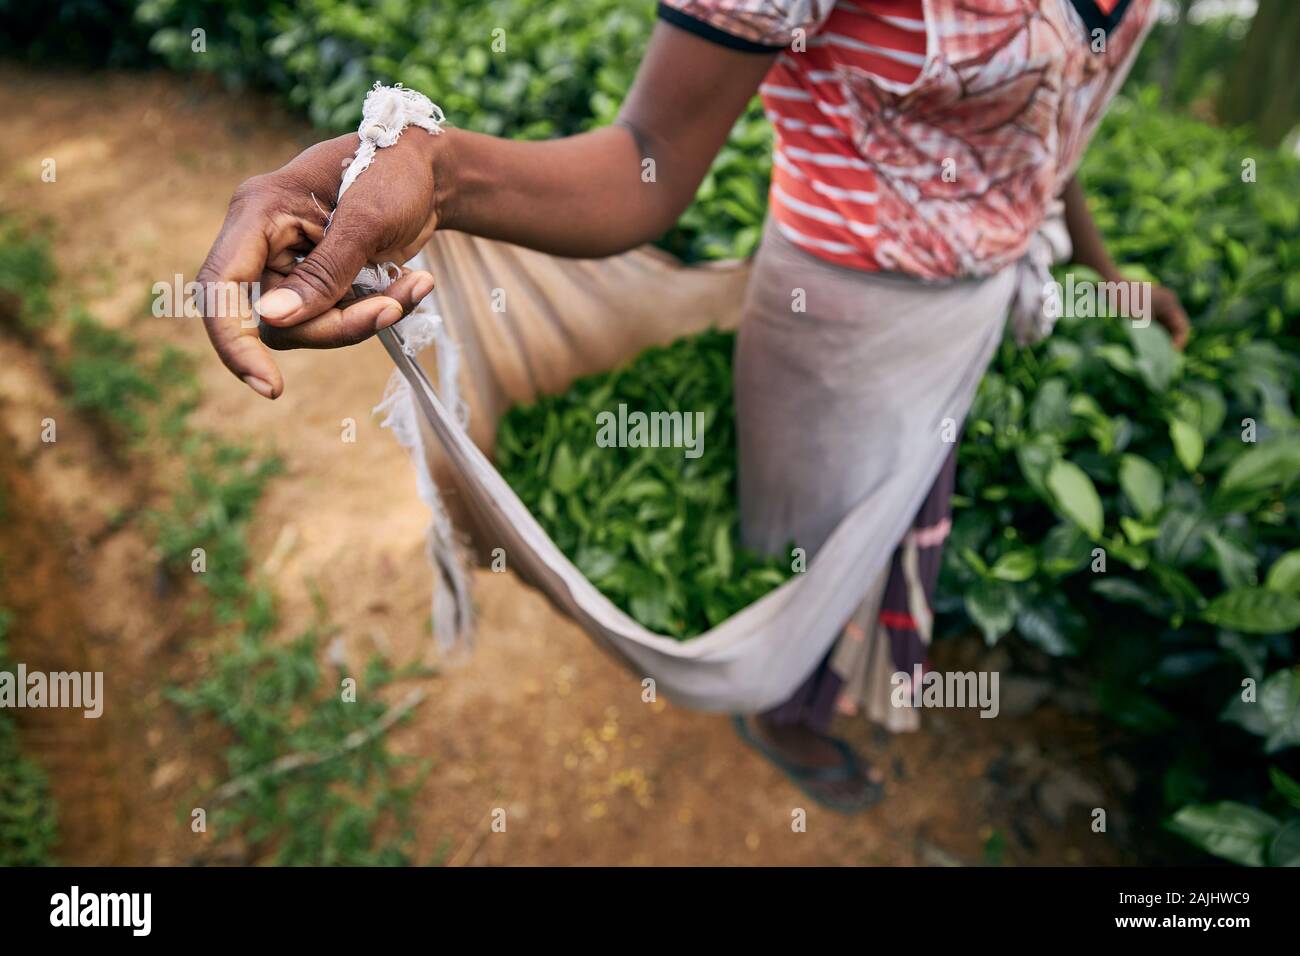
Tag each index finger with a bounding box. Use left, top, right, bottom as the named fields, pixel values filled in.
left=196, top=201, right=285, bottom=399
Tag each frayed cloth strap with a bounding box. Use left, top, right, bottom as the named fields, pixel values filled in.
left=373, top=253, right=475, bottom=653
left=322, top=82, right=470, bottom=650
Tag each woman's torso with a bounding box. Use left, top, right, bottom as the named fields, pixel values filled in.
left=661, top=0, right=1158, bottom=278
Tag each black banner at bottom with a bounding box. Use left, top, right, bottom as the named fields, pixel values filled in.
left=0, top=865, right=1285, bottom=941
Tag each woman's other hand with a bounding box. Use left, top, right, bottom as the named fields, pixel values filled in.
left=1150, top=283, right=1190, bottom=350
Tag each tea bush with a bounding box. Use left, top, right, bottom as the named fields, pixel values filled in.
left=942, top=90, right=1300, bottom=863
left=0, top=608, right=60, bottom=866
left=0, top=229, right=60, bottom=866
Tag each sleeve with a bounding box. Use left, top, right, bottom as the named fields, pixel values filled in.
left=656, top=0, right=836, bottom=52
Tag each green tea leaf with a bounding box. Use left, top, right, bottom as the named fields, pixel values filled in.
left=1119, top=516, right=1159, bottom=546
left=1015, top=434, right=1061, bottom=498
left=965, top=580, right=1018, bottom=645
left=1095, top=680, right=1176, bottom=732
left=629, top=591, right=673, bottom=632
left=548, top=443, right=582, bottom=494
left=1155, top=510, right=1208, bottom=566
left=1175, top=382, right=1226, bottom=439
left=1046, top=459, right=1104, bottom=538
left=1167, top=802, right=1277, bottom=867
left=989, top=550, right=1037, bottom=582
left=1168, top=418, right=1203, bottom=473
left=1029, top=378, right=1072, bottom=434
left=1205, top=531, right=1258, bottom=590
left=1015, top=599, right=1079, bottom=656
left=1270, top=767, right=1300, bottom=811
left=1222, top=669, right=1300, bottom=752
left=712, top=523, right=733, bottom=579
left=1265, top=551, right=1300, bottom=594
left=1221, top=438, right=1300, bottom=492
left=1092, top=576, right=1166, bottom=613
left=1118, top=453, right=1163, bottom=521
left=1254, top=671, right=1300, bottom=753
left=1203, top=588, right=1300, bottom=634
left=1267, top=818, right=1300, bottom=867
left=1095, top=343, right=1136, bottom=376
left=1040, top=522, right=1092, bottom=576
left=1128, top=322, right=1181, bottom=393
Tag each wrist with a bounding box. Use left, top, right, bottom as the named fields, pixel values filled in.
left=420, top=125, right=461, bottom=233
left=1083, top=255, right=1124, bottom=284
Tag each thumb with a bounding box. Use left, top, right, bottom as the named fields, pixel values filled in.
left=256, top=226, right=372, bottom=327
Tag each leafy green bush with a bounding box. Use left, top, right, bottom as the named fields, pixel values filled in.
left=61, top=311, right=162, bottom=439
left=133, top=0, right=654, bottom=136
left=0, top=609, right=60, bottom=866
left=166, top=612, right=427, bottom=866
left=143, top=351, right=428, bottom=866
left=1126, top=11, right=1252, bottom=113
left=154, top=439, right=428, bottom=865
left=939, top=89, right=1300, bottom=863
left=0, top=220, right=55, bottom=334
left=497, top=331, right=791, bottom=638
left=1168, top=766, right=1300, bottom=867
left=0, top=226, right=64, bottom=867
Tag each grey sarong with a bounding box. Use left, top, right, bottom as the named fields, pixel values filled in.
left=735, top=218, right=1016, bottom=727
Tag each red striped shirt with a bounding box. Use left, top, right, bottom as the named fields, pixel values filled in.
left=660, top=1, right=1155, bottom=279
left=763, top=0, right=926, bottom=269
left=661, top=0, right=928, bottom=270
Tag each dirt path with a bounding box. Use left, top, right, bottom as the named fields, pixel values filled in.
left=0, top=65, right=1135, bottom=865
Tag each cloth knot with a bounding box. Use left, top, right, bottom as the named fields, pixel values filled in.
left=1008, top=200, right=1073, bottom=347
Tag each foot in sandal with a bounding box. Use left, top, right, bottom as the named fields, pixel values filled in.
left=733, top=714, right=884, bottom=814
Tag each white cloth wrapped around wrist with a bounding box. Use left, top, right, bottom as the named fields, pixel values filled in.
left=334, top=83, right=445, bottom=295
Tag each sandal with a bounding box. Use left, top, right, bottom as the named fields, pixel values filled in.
left=732, top=714, right=884, bottom=814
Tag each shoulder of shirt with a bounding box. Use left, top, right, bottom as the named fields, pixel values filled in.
left=656, top=1, right=789, bottom=54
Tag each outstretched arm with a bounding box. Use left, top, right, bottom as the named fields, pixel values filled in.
left=1062, top=175, right=1190, bottom=349
left=437, top=23, right=775, bottom=255
left=198, top=22, right=776, bottom=398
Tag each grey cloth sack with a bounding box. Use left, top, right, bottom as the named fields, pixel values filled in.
left=376, top=229, right=1024, bottom=712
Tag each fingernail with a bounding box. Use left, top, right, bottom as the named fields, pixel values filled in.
left=242, top=374, right=275, bottom=398
left=257, top=288, right=302, bottom=320
left=376, top=305, right=404, bottom=331
left=410, top=274, right=435, bottom=301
